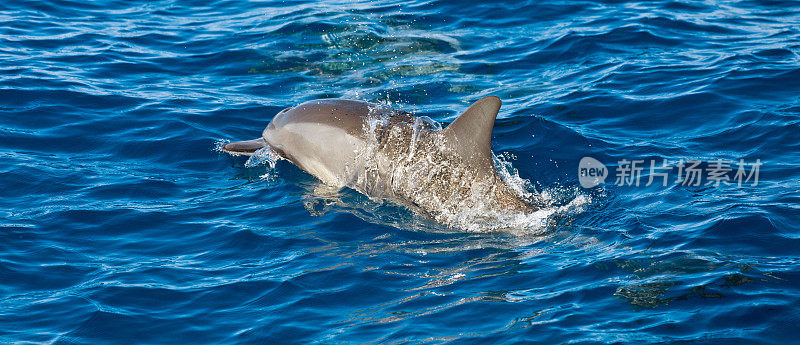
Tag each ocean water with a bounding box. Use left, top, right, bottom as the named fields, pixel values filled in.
left=2, top=0, right=799, bottom=343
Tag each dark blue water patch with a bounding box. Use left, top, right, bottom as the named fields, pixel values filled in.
left=0, top=255, right=94, bottom=292
left=84, top=179, right=181, bottom=200
left=709, top=67, right=800, bottom=102
left=686, top=214, right=799, bottom=256
left=59, top=310, right=199, bottom=345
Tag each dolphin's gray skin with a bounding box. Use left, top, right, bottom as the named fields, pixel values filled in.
left=224, top=96, right=536, bottom=227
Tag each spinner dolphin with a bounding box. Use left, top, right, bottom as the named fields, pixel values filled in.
left=224, top=96, right=537, bottom=228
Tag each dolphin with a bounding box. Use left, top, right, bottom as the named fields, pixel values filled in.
left=223, top=96, right=537, bottom=228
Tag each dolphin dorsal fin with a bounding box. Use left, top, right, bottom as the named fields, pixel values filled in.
left=441, top=96, right=501, bottom=176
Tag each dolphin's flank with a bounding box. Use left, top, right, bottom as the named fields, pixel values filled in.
left=223, top=96, right=537, bottom=228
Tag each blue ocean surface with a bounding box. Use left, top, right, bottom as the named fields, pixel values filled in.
left=2, top=0, right=799, bottom=343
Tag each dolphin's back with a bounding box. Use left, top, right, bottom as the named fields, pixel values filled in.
left=269, top=99, right=374, bottom=137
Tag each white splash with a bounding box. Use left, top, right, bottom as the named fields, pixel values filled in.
left=213, top=138, right=230, bottom=153
left=356, top=113, right=591, bottom=234
left=244, top=146, right=282, bottom=169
